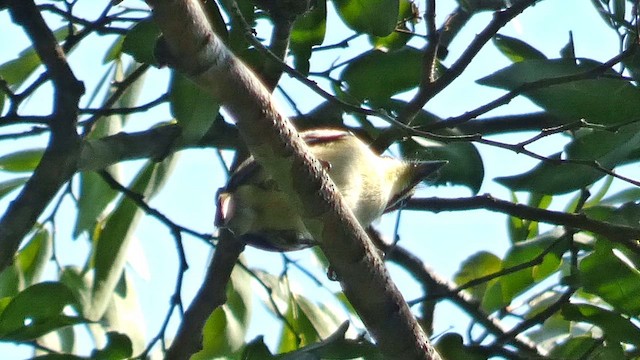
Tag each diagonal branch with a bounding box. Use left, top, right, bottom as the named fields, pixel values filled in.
left=0, top=0, right=84, bottom=272
left=147, top=0, right=441, bottom=359
left=368, top=231, right=539, bottom=355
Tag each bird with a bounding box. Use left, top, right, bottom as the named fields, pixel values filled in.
left=215, top=128, right=446, bottom=251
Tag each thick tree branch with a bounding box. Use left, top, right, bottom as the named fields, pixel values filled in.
left=147, top=0, right=440, bottom=359
left=0, top=0, right=83, bottom=271
left=165, top=230, right=244, bottom=359
left=78, top=118, right=239, bottom=171
left=368, top=231, right=540, bottom=356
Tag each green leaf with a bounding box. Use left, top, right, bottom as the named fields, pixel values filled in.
left=90, top=157, right=175, bottom=321
left=90, top=331, right=133, bottom=360
left=482, top=231, right=566, bottom=313
left=122, top=18, right=160, bottom=65
left=583, top=202, right=640, bottom=229
left=33, top=354, right=86, bottom=360
left=600, top=187, right=640, bottom=205
left=478, top=58, right=640, bottom=127
left=525, top=313, right=570, bottom=346
left=0, top=149, right=44, bottom=172
left=0, top=27, right=71, bottom=87
left=0, top=265, right=22, bottom=299
left=0, top=282, right=88, bottom=341
left=101, top=272, right=147, bottom=354
left=453, top=251, right=502, bottom=300
left=169, top=71, right=220, bottom=145
left=492, top=34, right=547, bottom=63
left=508, top=193, right=551, bottom=242
left=242, top=337, right=275, bottom=359
left=0, top=177, right=28, bottom=200
left=560, top=32, right=576, bottom=60
left=369, top=0, right=416, bottom=51
left=194, top=265, right=252, bottom=359
left=279, top=323, right=382, bottom=360
left=103, top=36, right=125, bottom=64
left=59, top=267, right=92, bottom=317
left=562, top=303, right=640, bottom=346
left=549, top=335, right=625, bottom=359
left=341, top=47, right=423, bottom=106
left=497, top=122, right=640, bottom=194
left=334, top=0, right=399, bottom=37
left=579, top=240, right=640, bottom=315
left=435, top=333, right=486, bottom=360
left=16, top=228, right=52, bottom=286
left=290, top=1, right=326, bottom=75
left=73, top=171, right=118, bottom=237
left=402, top=136, right=484, bottom=193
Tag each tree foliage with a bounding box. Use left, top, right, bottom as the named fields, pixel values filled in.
left=0, top=0, right=639, bottom=359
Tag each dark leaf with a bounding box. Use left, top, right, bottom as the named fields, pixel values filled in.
left=91, top=332, right=133, bottom=360
left=122, top=18, right=160, bottom=65
left=478, top=58, right=640, bottom=126
left=579, top=240, right=640, bottom=316
left=341, top=47, right=423, bottom=106
left=290, top=1, right=327, bottom=75
left=169, top=72, right=220, bottom=145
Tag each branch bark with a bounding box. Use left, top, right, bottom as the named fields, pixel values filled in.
left=0, top=0, right=83, bottom=271
left=165, top=230, right=245, bottom=359
left=147, top=0, right=440, bottom=358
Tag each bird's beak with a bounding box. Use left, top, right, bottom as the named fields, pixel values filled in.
left=410, top=160, right=448, bottom=186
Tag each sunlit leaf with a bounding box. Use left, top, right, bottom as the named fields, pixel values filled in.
left=0, top=282, right=88, bottom=341
left=194, top=265, right=252, bottom=359
left=334, top=0, right=399, bottom=37
left=453, top=251, right=502, bottom=300
left=493, top=34, right=546, bottom=63
left=16, top=228, right=52, bottom=286
left=579, top=240, right=640, bottom=315
left=0, top=27, right=71, bottom=87
left=369, top=0, right=416, bottom=51
left=90, top=156, right=175, bottom=321
left=0, top=149, right=44, bottom=172
left=482, top=230, right=566, bottom=312
left=562, top=303, right=640, bottom=346
left=279, top=323, right=381, bottom=359
left=549, top=335, right=625, bottom=359
left=101, top=272, right=146, bottom=354
left=0, top=177, right=28, bottom=200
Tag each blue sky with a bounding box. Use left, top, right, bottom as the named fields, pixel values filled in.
left=0, top=0, right=633, bottom=358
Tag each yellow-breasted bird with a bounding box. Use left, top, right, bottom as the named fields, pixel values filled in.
left=215, top=128, right=446, bottom=251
